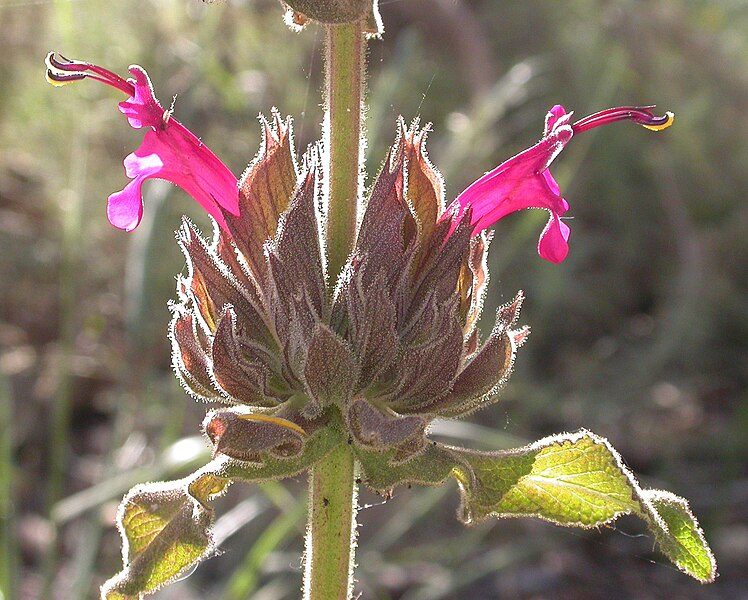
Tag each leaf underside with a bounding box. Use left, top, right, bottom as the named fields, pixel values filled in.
left=101, top=475, right=227, bottom=599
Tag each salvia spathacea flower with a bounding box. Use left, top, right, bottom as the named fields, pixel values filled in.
left=49, top=57, right=716, bottom=598
left=45, top=54, right=526, bottom=462
left=45, top=54, right=678, bottom=462
left=45, top=52, right=240, bottom=231
left=447, top=104, right=674, bottom=263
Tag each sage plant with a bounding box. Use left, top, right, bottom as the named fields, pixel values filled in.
left=47, top=2, right=715, bottom=598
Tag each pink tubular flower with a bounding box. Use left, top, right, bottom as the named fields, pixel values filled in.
left=45, top=53, right=239, bottom=231
left=445, top=105, right=674, bottom=263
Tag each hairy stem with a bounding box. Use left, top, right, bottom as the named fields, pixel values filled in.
left=303, top=17, right=366, bottom=600
left=324, top=21, right=366, bottom=279
left=304, top=443, right=358, bottom=600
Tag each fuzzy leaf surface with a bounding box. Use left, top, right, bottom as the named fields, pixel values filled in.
left=211, top=308, right=275, bottom=406
left=452, top=430, right=716, bottom=582
left=266, top=164, right=326, bottom=328
left=101, top=474, right=227, bottom=599
left=455, top=432, right=640, bottom=525
left=642, top=490, right=717, bottom=583
left=177, top=219, right=273, bottom=346
left=203, top=409, right=307, bottom=461
left=355, top=141, right=409, bottom=291
left=102, top=428, right=345, bottom=598
left=304, top=324, right=358, bottom=410
left=354, top=443, right=455, bottom=491
left=402, top=120, right=443, bottom=255
left=354, top=429, right=715, bottom=583
left=224, top=112, right=297, bottom=283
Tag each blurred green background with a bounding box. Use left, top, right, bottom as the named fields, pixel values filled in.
left=2, top=0, right=747, bottom=598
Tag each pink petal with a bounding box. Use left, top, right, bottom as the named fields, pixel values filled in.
left=123, top=151, right=163, bottom=178
left=107, top=179, right=145, bottom=231
left=46, top=56, right=241, bottom=232
left=537, top=213, right=570, bottom=264
left=445, top=105, right=575, bottom=263
left=544, top=104, right=570, bottom=134
left=444, top=102, right=672, bottom=263
left=117, top=67, right=163, bottom=130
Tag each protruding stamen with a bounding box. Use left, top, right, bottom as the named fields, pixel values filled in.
left=572, top=106, right=675, bottom=134
left=45, top=69, right=86, bottom=86
left=45, top=52, right=134, bottom=96
left=45, top=52, right=86, bottom=86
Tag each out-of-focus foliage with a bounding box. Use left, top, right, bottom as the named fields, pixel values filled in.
left=2, top=0, right=746, bottom=598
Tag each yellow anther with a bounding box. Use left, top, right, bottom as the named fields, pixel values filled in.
left=45, top=53, right=84, bottom=87
left=236, top=413, right=307, bottom=436
left=641, top=111, right=674, bottom=132
left=45, top=71, right=77, bottom=87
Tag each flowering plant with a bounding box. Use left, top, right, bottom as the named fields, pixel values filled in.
left=48, top=3, right=713, bottom=598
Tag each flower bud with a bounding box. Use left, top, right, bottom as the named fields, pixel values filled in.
left=280, top=0, right=382, bottom=34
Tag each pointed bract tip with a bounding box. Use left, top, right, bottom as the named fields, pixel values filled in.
left=511, top=325, right=531, bottom=347
left=498, top=291, right=524, bottom=329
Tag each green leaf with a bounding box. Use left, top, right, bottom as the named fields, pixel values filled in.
left=354, top=443, right=455, bottom=492
left=101, top=427, right=342, bottom=599
left=641, top=490, right=716, bottom=583
left=352, top=428, right=715, bottom=583
left=452, top=430, right=716, bottom=583
left=101, top=474, right=228, bottom=599
left=454, top=431, right=640, bottom=525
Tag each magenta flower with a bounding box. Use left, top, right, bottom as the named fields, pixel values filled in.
left=446, top=104, right=674, bottom=263
left=45, top=53, right=240, bottom=231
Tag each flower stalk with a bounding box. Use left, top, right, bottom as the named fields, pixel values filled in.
left=304, top=441, right=358, bottom=600
left=324, top=21, right=366, bottom=279
left=303, top=19, right=367, bottom=599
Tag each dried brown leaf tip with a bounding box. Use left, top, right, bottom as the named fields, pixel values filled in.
left=171, top=116, right=526, bottom=465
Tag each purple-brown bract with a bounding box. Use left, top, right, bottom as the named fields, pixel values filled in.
left=168, top=115, right=529, bottom=463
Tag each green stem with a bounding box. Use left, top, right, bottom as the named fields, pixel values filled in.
left=304, top=443, right=358, bottom=600
left=324, top=21, right=366, bottom=279
left=0, top=372, right=16, bottom=600
left=305, top=17, right=366, bottom=600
